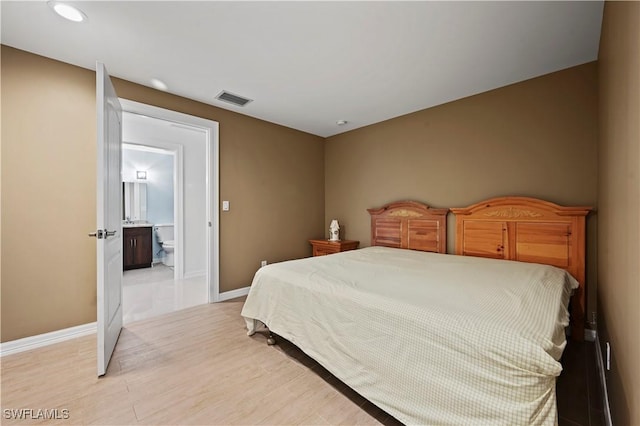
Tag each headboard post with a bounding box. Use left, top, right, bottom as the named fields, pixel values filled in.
left=368, top=201, right=448, bottom=254
left=451, top=197, right=591, bottom=340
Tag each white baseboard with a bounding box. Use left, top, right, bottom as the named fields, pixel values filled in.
left=218, top=286, right=250, bottom=301
left=594, top=333, right=613, bottom=426
left=0, top=322, right=96, bottom=357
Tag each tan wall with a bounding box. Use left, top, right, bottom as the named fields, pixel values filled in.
left=597, top=2, right=640, bottom=424
left=325, top=63, right=598, bottom=319
left=1, top=47, right=98, bottom=343
left=1, top=46, right=325, bottom=342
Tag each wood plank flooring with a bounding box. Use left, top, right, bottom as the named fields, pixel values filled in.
left=1, top=296, right=598, bottom=425
left=557, top=340, right=605, bottom=426
left=1, top=298, right=398, bottom=425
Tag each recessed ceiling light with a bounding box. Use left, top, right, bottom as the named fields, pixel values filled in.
left=150, top=79, right=168, bottom=91
left=336, top=120, right=348, bottom=126
left=48, top=1, right=87, bottom=22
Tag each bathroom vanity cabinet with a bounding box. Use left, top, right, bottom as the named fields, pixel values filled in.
left=123, top=226, right=152, bottom=270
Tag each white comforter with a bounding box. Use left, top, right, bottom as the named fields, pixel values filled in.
left=241, top=246, right=578, bottom=425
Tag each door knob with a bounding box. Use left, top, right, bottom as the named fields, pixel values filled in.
left=88, top=230, right=104, bottom=239
left=88, top=229, right=116, bottom=239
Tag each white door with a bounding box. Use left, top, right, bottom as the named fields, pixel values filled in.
left=94, top=63, right=123, bottom=376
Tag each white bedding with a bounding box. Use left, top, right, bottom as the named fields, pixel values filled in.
left=241, top=246, right=578, bottom=425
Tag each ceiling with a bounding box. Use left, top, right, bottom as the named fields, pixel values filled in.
left=1, top=1, right=604, bottom=137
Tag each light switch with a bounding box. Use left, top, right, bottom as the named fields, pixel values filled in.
left=222, top=200, right=230, bottom=211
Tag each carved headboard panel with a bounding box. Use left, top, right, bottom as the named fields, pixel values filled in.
left=451, top=196, right=591, bottom=340
left=368, top=201, right=448, bottom=254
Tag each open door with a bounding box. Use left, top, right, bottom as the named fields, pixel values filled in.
left=92, top=63, right=123, bottom=376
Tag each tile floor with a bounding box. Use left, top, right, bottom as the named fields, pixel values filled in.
left=122, top=264, right=208, bottom=324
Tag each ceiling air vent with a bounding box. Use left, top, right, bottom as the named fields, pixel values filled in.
left=215, top=91, right=253, bottom=107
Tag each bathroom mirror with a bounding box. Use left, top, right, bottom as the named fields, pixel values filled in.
left=123, top=182, right=147, bottom=222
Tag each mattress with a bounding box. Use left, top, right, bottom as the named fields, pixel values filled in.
left=241, top=246, right=578, bottom=425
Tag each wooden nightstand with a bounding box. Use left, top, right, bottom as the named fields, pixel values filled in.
left=309, top=239, right=359, bottom=257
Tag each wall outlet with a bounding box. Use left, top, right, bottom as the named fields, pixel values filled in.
left=261, top=260, right=267, bottom=267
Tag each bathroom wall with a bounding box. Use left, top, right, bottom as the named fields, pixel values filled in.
left=122, top=146, right=175, bottom=262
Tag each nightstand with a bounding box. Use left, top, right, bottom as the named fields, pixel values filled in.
left=309, top=239, right=359, bottom=257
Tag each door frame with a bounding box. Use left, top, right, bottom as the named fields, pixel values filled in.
left=120, top=99, right=220, bottom=302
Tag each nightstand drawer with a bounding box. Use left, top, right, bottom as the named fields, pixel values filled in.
left=309, top=239, right=359, bottom=257
left=313, top=246, right=338, bottom=256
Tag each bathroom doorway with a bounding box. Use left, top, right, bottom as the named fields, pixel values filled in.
left=122, top=144, right=181, bottom=323
left=119, top=100, right=220, bottom=324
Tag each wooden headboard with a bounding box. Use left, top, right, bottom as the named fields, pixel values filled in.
left=367, top=201, right=448, bottom=254
left=450, top=196, right=591, bottom=340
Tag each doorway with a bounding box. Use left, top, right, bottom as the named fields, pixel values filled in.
left=120, top=100, right=220, bottom=324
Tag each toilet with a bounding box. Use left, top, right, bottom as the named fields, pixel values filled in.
left=154, top=224, right=175, bottom=267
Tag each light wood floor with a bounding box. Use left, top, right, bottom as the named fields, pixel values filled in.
left=0, top=298, right=400, bottom=425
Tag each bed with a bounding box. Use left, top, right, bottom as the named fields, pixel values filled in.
left=241, top=197, right=591, bottom=425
